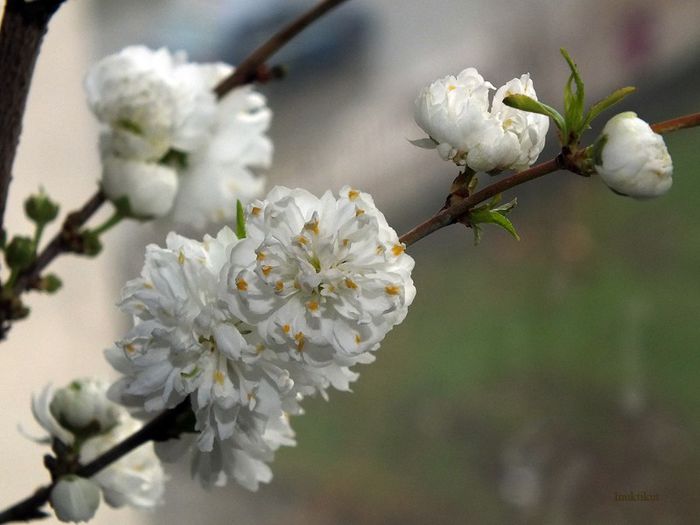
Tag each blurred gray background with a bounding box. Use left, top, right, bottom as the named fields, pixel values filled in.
left=2, top=0, right=700, bottom=523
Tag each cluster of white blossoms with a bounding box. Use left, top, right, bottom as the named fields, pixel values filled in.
left=86, top=46, right=271, bottom=227
left=595, top=112, right=673, bottom=198
left=414, top=68, right=549, bottom=173
left=106, top=186, right=415, bottom=490
left=30, top=379, right=165, bottom=522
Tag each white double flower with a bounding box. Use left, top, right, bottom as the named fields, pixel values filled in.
left=87, top=46, right=271, bottom=226
left=414, top=68, right=549, bottom=172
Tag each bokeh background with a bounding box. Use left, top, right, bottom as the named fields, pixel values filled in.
left=2, top=1, right=700, bottom=523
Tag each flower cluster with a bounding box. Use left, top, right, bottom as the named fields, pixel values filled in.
left=414, top=68, right=549, bottom=172
left=106, top=186, right=415, bottom=490
left=595, top=112, right=673, bottom=198
left=86, top=46, right=271, bottom=227
left=30, top=379, right=165, bottom=522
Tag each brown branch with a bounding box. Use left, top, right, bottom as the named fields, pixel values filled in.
left=0, top=402, right=190, bottom=524
left=399, top=158, right=562, bottom=247
left=214, top=0, right=350, bottom=98
left=0, top=0, right=67, bottom=238
left=399, top=110, right=700, bottom=248
left=651, top=112, right=700, bottom=134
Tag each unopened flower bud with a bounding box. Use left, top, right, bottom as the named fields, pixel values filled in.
left=37, top=273, right=62, bottom=294
left=595, top=112, right=672, bottom=198
left=101, top=156, right=178, bottom=218
left=24, top=191, right=59, bottom=224
left=5, top=236, right=34, bottom=270
left=50, top=476, right=100, bottom=523
left=49, top=378, right=121, bottom=435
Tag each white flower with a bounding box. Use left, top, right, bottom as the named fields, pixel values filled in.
left=105, top=227, right=297, bottom=489
left=414, top=68, right=549, bottom=172
left=101, top=156, right=178, bottom=218
left=595, top=112, right=673, bottom=198
left=51, top=476, right=101, bottom=523
left=168, top=87, right=272, bottom=228
left=86, top=46, right=218, bottom=162
left=48, top=378, right=122, bottom=435
left=226, top=186, right=416, bottom=365
left=86, top=46, right=272, bottom=226
left=491, top=74, right=550, bottom=170
left=79, top=418, right=165, bottom=509
left=30, top=380, right=165, bottom=511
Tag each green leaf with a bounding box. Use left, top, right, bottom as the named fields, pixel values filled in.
left=560, top=48, right=585, bottom=138
left=503, top=94, right=566, bottom=133
left=236, top=200, right=246, bottom=239
left=583, top=86, right=636, bottom=128
left=469, top=208, right=520, bottom=241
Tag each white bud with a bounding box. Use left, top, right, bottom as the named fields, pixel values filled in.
left=595, top=112, right=673, bottom=198
left=50, top=476, right=101, bottom=523
left=49, top=379, right=121, bottom=434
left=101, top=156, right=178, bottom=218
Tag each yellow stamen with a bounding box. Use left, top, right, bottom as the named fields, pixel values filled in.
left=282, top=324, right=291, bottom=334
left=348, top=189, right=360, bottom=201
left=251, top=206, right=262, bottom=216
left=304, top=219, right=320, bottom=235
left=294, top=332, right=305, bottom=351
left=355, top=334, right=361, bottom=345
left=143, top=282, right=153, bottom=289
left=235, top=278, right=248, bottom=291
left=307, top=300, right=319, bottom=312
left=447, top=84, right=457, bottom=91
left=295, top=235, right=309, bottom=245
left=345, top=278, right=358, bottom=289
left=178, top=250, right=185, bottom=265
left=342, top=238, right=350, bottom=247
left=385, top=284, right=401, bottom=296
left=125, top=344, right=136, bottom=354
left=213, top=370, right=225, bottom=385
left=256, top=251, right=266, bottom=261
left=391, top=244, right=405, bottom=256
left=261, top=265, right=272, bottom=277
left=274, top=280, right=284, bottom=292
left=355, top=208, right=365, bottom=217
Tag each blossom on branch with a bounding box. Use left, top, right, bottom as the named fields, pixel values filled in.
left=30, top=379, right=165, bottom=516
left=594, top=112, right=673, bottom=198
left=413, top=68, right=549, bottom=172
left=86, top=46, right=272, bottom=226
left=106, top=186, right=415, bottom=490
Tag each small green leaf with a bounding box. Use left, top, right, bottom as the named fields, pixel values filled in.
left=236, top=200, right=246, bottom=239
left=503, top=94, right=566, bottom=133
left=470, top=208, right=520, bottom=241
left=560, top=48, right=585, bottom=139
left=583, top=86, right=636, bottom=128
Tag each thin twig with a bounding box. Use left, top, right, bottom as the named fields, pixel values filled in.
left=11, top=191, right=106, bottom=295
left=399, top=111, right=700, bottom=248
left=650, top=112, right=700, bottom=135
left=214, top=0, right=350, bottom=98
left=399, top=158, right=562, bottom=247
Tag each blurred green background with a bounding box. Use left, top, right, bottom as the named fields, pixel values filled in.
left=89, top=1, right=700, bottom=523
